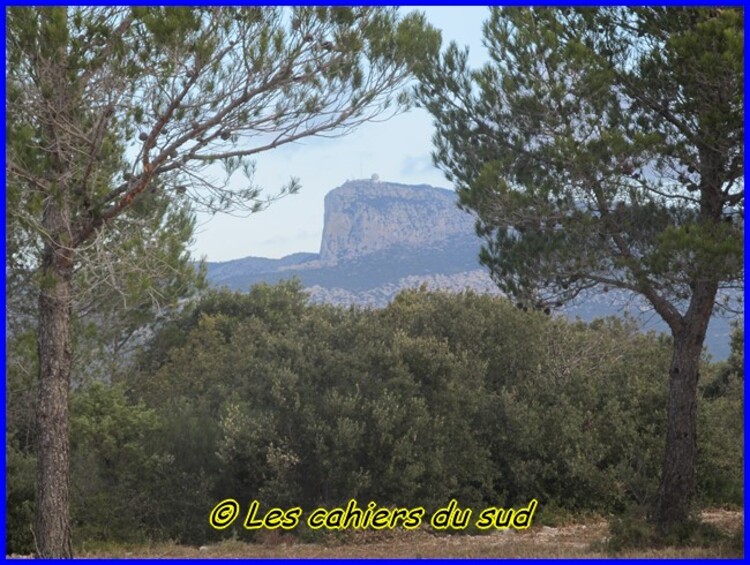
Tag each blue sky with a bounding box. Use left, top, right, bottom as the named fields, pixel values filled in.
left=190, top=6, right=491, bottom=262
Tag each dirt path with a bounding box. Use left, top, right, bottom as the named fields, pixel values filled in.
left=65, top=509, right=743, bottom=559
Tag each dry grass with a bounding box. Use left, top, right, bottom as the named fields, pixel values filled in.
left=67, top=509, right=744, bottom=559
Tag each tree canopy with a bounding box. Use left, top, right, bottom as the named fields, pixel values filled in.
left=418, top=7, right=742, bottom=313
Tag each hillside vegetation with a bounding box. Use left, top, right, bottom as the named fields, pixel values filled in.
left=7, top=282, right=743, bottom=554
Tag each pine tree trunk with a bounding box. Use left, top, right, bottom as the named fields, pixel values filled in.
left=654, top=284, right=716, bottom=534
left=35, top=227, right=75, bottom=557
left=654, top=333, right=701, bottom=533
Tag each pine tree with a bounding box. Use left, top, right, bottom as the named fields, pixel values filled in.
left=417, top=7, right=743, bottom=534
left=6, top=7, right=440, bottom=556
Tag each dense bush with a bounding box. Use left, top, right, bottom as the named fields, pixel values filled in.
left=696, top=324, right=744, bottom=507
left=6, top=437, right=36, bottom=554
left=6, top=282, right=743, bottom=550
left=69, top=383, right=168, bottom=542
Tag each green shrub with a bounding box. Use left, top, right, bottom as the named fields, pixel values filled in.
left=6, top=439, right=36, bottom=555
left=8, top=284, right=737, bottom=548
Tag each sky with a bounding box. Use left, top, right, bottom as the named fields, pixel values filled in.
left=190, top=6, right=491, bottom=262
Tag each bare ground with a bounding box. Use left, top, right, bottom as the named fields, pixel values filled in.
left=61, top=509, right=744, bottom=559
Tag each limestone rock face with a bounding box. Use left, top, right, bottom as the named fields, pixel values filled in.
left=319, top=179, right=475, bottom=263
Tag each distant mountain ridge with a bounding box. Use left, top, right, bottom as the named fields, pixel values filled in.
left=204, top=179, right=737, bottom=359
left=206, top=179, right=494, bottom=294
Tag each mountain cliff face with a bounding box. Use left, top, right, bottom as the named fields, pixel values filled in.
left=319, top=180, right=475, bottom=263
left=205, top=178, right=489, bottom=294
left=204, top=179, right=736, bottom=359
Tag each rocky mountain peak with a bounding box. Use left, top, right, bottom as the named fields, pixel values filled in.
left=204, top=178, right=735, bottom=359
left=319, top=179, right=475, bottom=263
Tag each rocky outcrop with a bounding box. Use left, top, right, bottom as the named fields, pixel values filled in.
left=319, top=179, right=474, bottom=263
left=204, top=178, right=735, bottom=359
